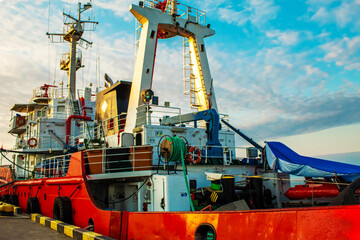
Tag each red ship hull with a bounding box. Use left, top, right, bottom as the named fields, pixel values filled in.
left=2, top=152, right=360, bottom=239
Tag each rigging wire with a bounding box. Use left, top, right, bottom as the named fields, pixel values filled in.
left=227, top=116, right=266, bottom=145
left=0, top=151, right=34, bottom=174
left=48, top=0, right=52, bottom=84
left=54, top=43, right=58, bottom=86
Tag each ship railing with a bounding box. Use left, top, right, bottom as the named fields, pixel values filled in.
left=14, top=135, right=65, bottom=150
left=136, top=104, right=181, bottom=127
left=82, top=145, right=259, bottom=175
left=93, top=113, right=128, bottom=139
left=33, top=144, right=260, bottom=179
left=182, top=144, right=261, bottom=166
left=32, top=86, right=56, bottom=101
left=136, top=104, right=230, bottom=130
left=142, top=0, right=206, bottom=26
left=84, top=146, right=154, bottom=174
left=32, top=87, right=97, bottom=101
left=67, top=121, right=96, bottom=148
left=37, top=153, right=72, bottom=178
left=77, top=89, right=97, bottom=102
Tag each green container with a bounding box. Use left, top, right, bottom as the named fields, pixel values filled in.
left=211, top=182, right=221, bottom=190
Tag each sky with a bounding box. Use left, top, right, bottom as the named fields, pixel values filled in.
left=0, top=0, right=359, bottom=160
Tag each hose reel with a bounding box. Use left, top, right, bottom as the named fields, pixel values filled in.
left=158, top=136, right=188, bottom=163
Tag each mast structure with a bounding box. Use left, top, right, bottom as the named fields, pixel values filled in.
left=126, top=0, right=216, bottom=132
left=46, top=2, right=98, bottom=101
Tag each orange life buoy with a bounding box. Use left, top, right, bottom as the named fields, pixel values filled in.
left=28, top=138, right=38, bottom=148
left=187, top=146, right=202, bottom=164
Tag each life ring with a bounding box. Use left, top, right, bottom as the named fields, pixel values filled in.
left=187, top=146, right=202, bottom=164
left=28, top=138, right=38, bottom=147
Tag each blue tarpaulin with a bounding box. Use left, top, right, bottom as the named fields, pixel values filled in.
left=266, top=141, right=360, bottom=178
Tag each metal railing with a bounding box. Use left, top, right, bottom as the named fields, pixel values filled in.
left=94, top=113, right=128, bottom=140
left=136, top=104, right=181, bottom=127
left=32, top=87, right=97, bottom=102
left=29, top=143, right=262, bottom=180
left=142, top=0, right=206, bottom=25
left=84, top=146, right=154, bottom=174
left=37, top=154, right=72, bottom=178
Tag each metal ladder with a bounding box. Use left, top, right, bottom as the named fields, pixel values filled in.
left=72, top=100, right=81, bottom=115
left=183, top=37, right=209, bottom=109
left=183, top=37, right=198, bottom=108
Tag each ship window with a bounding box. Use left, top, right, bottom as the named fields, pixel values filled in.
left=57, top=105, right=65, bottom=112
left=36, top=111, right=42, bottom=117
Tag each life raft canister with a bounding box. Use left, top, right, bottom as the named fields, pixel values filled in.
left=187, top=146, right=202, bottom=164
left=28, top=138, right=38, bottom=148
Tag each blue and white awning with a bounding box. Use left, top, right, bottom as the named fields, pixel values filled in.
left=266, top=141, right=360, bottom=178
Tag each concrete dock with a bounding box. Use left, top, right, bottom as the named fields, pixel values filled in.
left=0, top=215, right=70, bottom=240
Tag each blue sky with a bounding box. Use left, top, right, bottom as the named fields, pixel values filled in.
left=0, top=0, right=359, bottom=158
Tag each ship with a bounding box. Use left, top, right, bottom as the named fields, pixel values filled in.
left=1, top=1, right=360, bottom=239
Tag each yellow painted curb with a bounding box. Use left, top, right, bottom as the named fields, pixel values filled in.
left=64, top=225, right=80, bottom=238
left=40, top=216, right=51, bottom=225
left=31, top=213, right=40, bottom=221
left=50, top=220, right=62, bottom=231
left=83, top=231, right=103, bottom=240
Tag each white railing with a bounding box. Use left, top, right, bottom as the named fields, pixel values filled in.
left=30, top=143, right=260, bottom=180
left=32, top=87, right=97, bottom=102
left=142, top=0, right=206, bottom=25
left=136, top=104, right=182, bottom=127
left=37, top=154, right=72, bottom=178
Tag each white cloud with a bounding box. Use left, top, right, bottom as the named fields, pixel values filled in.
left=310, top=7, right=331, bottom=25
left=218, top=0, right=279, bottom=27
left=305, top=65, right=329, bottom=77
left=266, top=30, right=299, bottom=45
left=321, top=36, right=360, bottom=71
left=218, top=8, right=248, bottom=26
left=334, top=2, right=358, bottom=28
left=307, top=0, right=360, bottom=30
left=205, top=43, right=360, bottom=139
left=96, top=0, right=134, bottom=21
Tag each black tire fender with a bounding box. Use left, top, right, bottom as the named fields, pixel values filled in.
left=27, top=197, right=40, bottom=214
left=9, top=194, right=19, bottom=206
left=53, top=196, right=72, bottom=224
left=3, top=194, right=10, bottom=203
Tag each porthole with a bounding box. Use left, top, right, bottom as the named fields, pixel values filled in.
left=195, top=223, right=217, bottom=240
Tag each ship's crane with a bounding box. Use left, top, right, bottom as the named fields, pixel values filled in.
left=125, top=0, right=217, bottom=132
left=162, top=109, right=221, bottom=147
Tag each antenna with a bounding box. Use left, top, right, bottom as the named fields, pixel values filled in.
left=46, top=2, right=98, bottom=101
